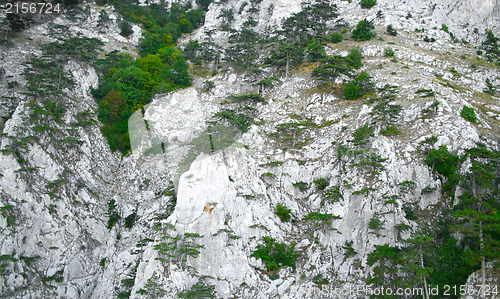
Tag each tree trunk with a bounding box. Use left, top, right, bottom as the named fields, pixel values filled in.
left=480, top=220, right=486, bottom=297
left=419, top=245, right=429, bottom=299
left=471, top=171, right=486, bottom=297
left=285, top=56, right=290, bottom=78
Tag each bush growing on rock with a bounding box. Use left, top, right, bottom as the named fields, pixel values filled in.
left=251, top=237, right=300, bottom=272
left=360, top=0, right=377, bottom=9
left=344, top=71, right=374, bottom=100
left=386, top=24, right=397, bottom=36
left=330, top=32, right=343, bottom=43
left=275, top=203, right=292, bottom=222
left=352, top=19, right=375, bottom=41
left=461, top=105, right=477, bottom=123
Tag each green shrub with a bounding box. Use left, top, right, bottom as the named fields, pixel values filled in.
left=360, top=0, right=377, bottom=9
left=368, top=212, right=384, bottom=230
left=350, top=124, right=374, bottom=147
left=352, top=19, right=375, bottom=41
left=331, top=32, right=343, bottom=43
left=229, top=93, right=265, bottom=103
left=178, top=282, right=215, bottom=299
left=124, top=212, right=136, bottom=229
left=402, top=203, right=417, bottom=220
left=262, top=172, right=276, bottom=178
left=324, top=186, right=342, bottom=202
left=313, top=273, right=330, bottom=285
left=303, top=212, right=341, bottom=221
left=251, top=237, right=299, bottom=272
left=275, top=203, right=291, bottom=222
left=293, top=181, right=309, bottom=192
left=461, top=105, right=477, bottom=123
left=306, top=39, right=326, bottom=62
left=120, top=21, right=133, bottom=37
left=386, top=25, right=397, bottom=36
left=106, top=199, right=120, bottom=230
left=380, top=125, right=400, bottom=136
left=202, top=80, right=215, bottom=91
left=215, top=109, right=253, bottom=133
left=343, top=241, right=357, bottom=257
left=425, top=145, right=461, bottom=190
left=100, top=258, right=106, bottom=269
left=344, top=71, right=374, bottom=100
left=384, top=47, right=395, bottom=57
left=313, top=178, right=329, bottom=190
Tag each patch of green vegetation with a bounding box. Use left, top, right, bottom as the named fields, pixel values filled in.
left=178, top=282, right=215, bottom=298
left=324, top=186, right=343, bottom=202
left=1, top=205, right=16, bottom=226
left=352, top=187, right=376, bottom=195
left=42, top=269, right=64, bottom=283
left=461, top=105, right=477, bottom=123
left=380, top=125, right=400, bottom=136
left=251, top=236, right=300, bottom=272
left=398, top=180, right=416, bottom=191
left=416, top=88, right=435, bottom=98
left=100, top=258, right=106, bottom=269
left=352, top=19, right=375, bottom=41
left=360, top=0, right=377, bottom=9
left=349, top=124, right=374, bottom=147
left=386, top=25, right=397, bottom=36
left=275, top=203, right=291, bottom=222
left=425, top=145, right=461, bottom=190
left=313, top=273, right=330, bottom=285
left=124, top=212, right=137, bottom=229
left=384, top=47, right=395, bottom=57
left=343, top=241, right=357, bottom=257
left=422, top=186, right=437, bottom=193
left=344, top=71, right=374, bottom=100
left=312, top=48, right=363, bottom=82
left=261, top=161, right=284, bottom=167
left=368, top=212, right=384, bottom=230
left=330, top=32, right=343, bottom=43
left=228, top=93, right=265, bottom=104
left=402, top=203, right=417, bottom=220
left=214, top=108, right=254, bottom=133
left=261, top=172, right=276, bottom=179
left=91, top=2, right=206, bottom=154
left=269, top=118, right=317, bottom=148
left=293, top=181, right=309, bottom=192
left=303, top=212, right=341, bottom=222
left=106, top=200, right=120, bottom=230
left=154, top=226, right=205, bottom=264
left=313, top=178, right=329, bottom=190
left=421, top=100, right=439, bottom=119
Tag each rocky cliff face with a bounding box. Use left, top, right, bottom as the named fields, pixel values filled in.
left=0, top=1, right=499, bottom=298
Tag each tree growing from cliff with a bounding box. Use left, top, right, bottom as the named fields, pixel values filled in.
left=352, top=19, right=375, bottom=41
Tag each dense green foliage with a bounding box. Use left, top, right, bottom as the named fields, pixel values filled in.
left=344, top=71, right=374, bottom=100
left=312, top=48, right=363, bottom=82
left=330, top=32, right=343, bottom=43
left=251, top=237, right=300, bottom=272
left=360, top=0, right=377, bottom=9
left=275, top=203, right=292, bottom=222
left=482, top=29, right=500, bottom=63
left=425, top=145, right=461, bottom=189
left=91, top=2, right=204, bottom=153
left=313, top=178, right=329, bottom=190
left=352, top=19, right=375, bottom=41
left=369, top=144, right=499, bottom=297
left=306, top=39, right=327, bottom=62
left=350, top=124, right=374, bottom=147
left=461, top=105, right=477, bottom=123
